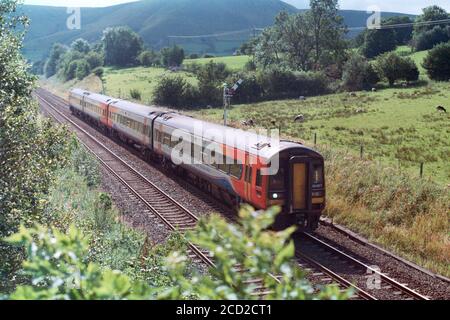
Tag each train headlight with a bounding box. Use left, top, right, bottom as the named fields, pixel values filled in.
left=313, top=165, right=324, bottom=185
left=270, top=192, right=285, bottom=200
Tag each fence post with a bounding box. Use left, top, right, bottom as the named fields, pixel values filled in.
left=420, top=162, right=424, bottom=178
left=360, top=145, right=364, bottom=159
left=314, top=133, right=317, bottom=147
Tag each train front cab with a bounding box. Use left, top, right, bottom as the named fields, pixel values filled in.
left=268, top=148, right=325, bottom=231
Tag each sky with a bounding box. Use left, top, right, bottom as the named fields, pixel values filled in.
left=23, top=0, right=450, bottom=15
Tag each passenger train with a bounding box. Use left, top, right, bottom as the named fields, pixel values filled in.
left=69, top=89, right=325, bottom=230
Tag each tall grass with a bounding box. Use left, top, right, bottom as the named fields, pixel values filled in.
left=320, top=146, right=450, bottom=276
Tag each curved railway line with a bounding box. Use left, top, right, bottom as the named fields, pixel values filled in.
left=34, top=88, right=433, bottom=301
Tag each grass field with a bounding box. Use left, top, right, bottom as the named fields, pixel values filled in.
left=190, top=82, right=450, bottom=184
left=183, top=55, right=251, bottom=70
left=97, top=56, right=250, bottom=103
left=103, top=67, right=198, bottom=104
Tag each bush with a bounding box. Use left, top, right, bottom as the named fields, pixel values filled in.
left=375, top=52, right=419, bottom=86
left=130, top=88, right=142, bottom=100
left=102, top=26, right=143, bottom=67
left=189, top=53, right=199, bottom=59
left=226, top=72, right=263, bottom=103
left=423, top=42, right=450, bottom=81
left=75, top=59, right=91, bottom=80
left=195, top=61, right=231, bottom=106
left=361, top=29, right=397, bottom=59
left=257, top=68, right=329, bottom=100
left=400, top=58, right=420, bottom=83
left=153, top=76, right=198, bottom=108
left=244, top=59, right=257, bottom=72
left=85, top=51, right=104, bottom=70
left=342, top=54, right=380, bottom=91
left=184, top=62, right=202, bottom=74
left=92, top=67, right=104, bottom=78
left=5, top=207, right=350, bottom=300
left=70, top=145, right=100, bottom=187
left=63, top=60, right=79, bottom=81
left=138, top=50, right=159, bottom=67
left=413, top=26, right=450, bottom=51
left=161, top=45, right=185, bottom=67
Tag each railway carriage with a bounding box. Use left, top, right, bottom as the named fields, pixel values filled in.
left=108, top=100, right=162, bottom=153
left=69, top=89, right=113, bottom=130
left=69, top=89, right=325, bottom=230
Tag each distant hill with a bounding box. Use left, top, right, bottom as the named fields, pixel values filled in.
left=20, top=0, right=413, bottom=61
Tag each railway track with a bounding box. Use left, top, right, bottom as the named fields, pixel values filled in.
left=35, top=90, right=214, bottom=268
left=295, top=232, right=430, bottom=300
left=35, top=89, right=281, bottom=297
left=34, top=88, right=432, bottom=300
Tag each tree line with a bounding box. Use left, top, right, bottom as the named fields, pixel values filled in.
left=35, top=26, right=187, bottom=81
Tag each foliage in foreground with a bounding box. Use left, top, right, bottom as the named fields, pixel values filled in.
left=5, top=207, right=350, bottom=300
left=0, top=0, right=72, bottom=291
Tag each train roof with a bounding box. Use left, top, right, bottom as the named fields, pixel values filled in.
left=158, top=113, right=315, bottom=160
left=110, top=100, right=163, bottom=118
left=70, top=89, right=319, bottom=160
left=70, top=89, right=117, bottom=105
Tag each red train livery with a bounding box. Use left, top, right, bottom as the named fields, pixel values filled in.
left=69, top=89, right=325, bottom=230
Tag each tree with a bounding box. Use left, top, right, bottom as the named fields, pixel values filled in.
left=196, top=61, right=230, bottom=105
left=342, top=53, right=379, bottom=91
left=138, top=50, right=160, bottom=67
left=255, top=11, right=314, bottom=70
left=414, top=5, right=449, bottom=34
left=75, top=59, right=91, bottom=80
left=423, top=42, right=450, bottom=81
left=383, top=16, right=414, bottom=45
left=361, top=29, right=397, bottom=58
left=30, top=60, right=45, bottom=75
left=375, top=52, right=419, bottom=86
left=1, top=0, right=71, bottom=292
left=413, top=26, right=450, bottom=51
left=6, top=207, right=351, bottom=300
left=309, top=0, right=347, bottom=67
left=71, top=38, right=90, bottom=54
left=400, top=57, right=419, bottom=83
left=153, top=75, right=195, bottom=107
left=253, top=1, right=346, bottom=72
left=161, top=45, right=185, bottom=68
left=412, top=6, right=450, bottom=51
left=85, top=51, right=104, bottom=70
left=102, top=27, right=143, bottom=67
left=44, top=43, right=67, bottom=78
left=238, top=38, right=258, bottom=56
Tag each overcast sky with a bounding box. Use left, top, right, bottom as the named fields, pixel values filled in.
left=23, top=0, right=450, bottom=14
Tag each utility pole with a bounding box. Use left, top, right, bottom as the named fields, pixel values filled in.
left=223, top=83, right=230, bottom=126
left=223, top=79, right=244, bottom=127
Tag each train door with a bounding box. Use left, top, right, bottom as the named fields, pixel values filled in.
left=244, top=153, right=253, bottom=203
left=289, top=157, right=309, bottom=212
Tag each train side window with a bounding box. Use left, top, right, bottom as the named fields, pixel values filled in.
left=163, top=133, right=171, bottom=147
left=230, top=164, right=243, bottom=179
left=218, top=154, right=228, bottom=173
left=256, top=169, right=262, bottom=187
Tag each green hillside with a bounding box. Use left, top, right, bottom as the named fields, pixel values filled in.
left=21, top=0, right=297, bottom=61
left=21, top=0, right=413, bottom=61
